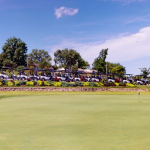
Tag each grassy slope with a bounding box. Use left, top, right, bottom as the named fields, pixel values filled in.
left=0, top=94, right=150, bottom=150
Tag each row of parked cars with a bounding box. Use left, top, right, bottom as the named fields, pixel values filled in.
left=0, top=71, right=102, bottom=82
left=0, top=70, right=149, bottom=84
left=108, top=78, right=149, bottom=85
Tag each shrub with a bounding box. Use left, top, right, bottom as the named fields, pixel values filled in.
left=75, top=82, right=83, bottom=87
left=108, top=82, right=116, bottom=86
left=83, top=82, right=89, bottom=86
left=14, top=81, right=20, bottom=86
left=62, top=82, right=70, bottom=87
left=103, top=83, right=110, bottom=86
left=115, top=83, right=119, bottom=86
left=0, top=82, right=2, bottom=86
left=19, top=81, right=26, bottom=85
left=70, top=82, right=76, bottom=87
left=54, top=82, right=62, bottom=87
left=133, top=82, right=137, bottom=85
left=26, top=81, right=34, bottom=86
left=89, top=82, right=99, bottom=87
left=33, top=81, right=37, bottom=85
left=119, top=83, right=126, bottom=86
left=0, top=79, right=8, bottom=85
left=37, top=80, right=43, bottom=86
left=98, top=82, right=103, bottom=86
left=101, top=77, right=106, bottom=83
left=47, top=80, right=55, bottom=86
left=126, top=83, right=135, bottom=87
left=7, top=81, right=14, bottom=87
left=44, top=81, right=51, bottom=86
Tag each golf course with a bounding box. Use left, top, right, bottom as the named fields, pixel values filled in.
left=0, top=91, right=150, bottom=150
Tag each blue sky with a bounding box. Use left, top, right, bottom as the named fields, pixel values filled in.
left=0, top=0, right=150, bottom=75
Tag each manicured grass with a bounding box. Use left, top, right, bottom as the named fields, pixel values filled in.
left=0, top=92, right=150, bottom=150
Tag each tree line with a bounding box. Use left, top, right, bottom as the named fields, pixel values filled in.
left=0, top=37, right=149, bottom=78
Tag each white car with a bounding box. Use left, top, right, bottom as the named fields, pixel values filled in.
left=0, top=71, right=8, bottom=79
left=57, top=76, right=66, bottom=81
left=136, top=80, right=143, bottom=85
left=123, top=79, right=130, bottom=83
left=108, top=79, right=115, bottom=82
left=91, top=78, right=99, bottom=82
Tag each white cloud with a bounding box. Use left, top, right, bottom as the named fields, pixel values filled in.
left=49, top=27, right=150, bottom=66
left=124, top=15, right=150, bottom=24
left=54, top=7, right=78, bottom=19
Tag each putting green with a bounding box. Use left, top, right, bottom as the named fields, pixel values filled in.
left=0, top=93, right=150, bottom=150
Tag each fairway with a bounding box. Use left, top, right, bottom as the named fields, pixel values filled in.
left=0, top=93, right=150, bottom=150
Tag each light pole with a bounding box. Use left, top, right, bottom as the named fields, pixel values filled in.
left=76, top=60, right=78, bottom=71
left=106, top=63, right=108, bottom=74
left=106, top=63, right=108, bottom=82
left=70, top=58, right=71, bottom=72
left=27, top=57, right=29, bottom=67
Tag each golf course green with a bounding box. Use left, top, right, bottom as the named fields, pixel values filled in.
left=0, top=92, right=150, bottom=150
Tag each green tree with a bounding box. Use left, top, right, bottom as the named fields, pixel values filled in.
left=92, top=48, right=108, bottom=73
left=111, top=65, right=126, bottom=78
left=54, top=48, right=89, bottom=70
left=107, top=62, right=124, bottom=73
left=28, top=49, right=52, bottom=69
left=1, top=37, right=28, bottom=67
left=139, top=68, right=150, bottom=79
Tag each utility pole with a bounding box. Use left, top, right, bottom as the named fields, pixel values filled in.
left=27, top=57, right=29, bottom=68
left=106, top=63, right=108, bottom=74
left=106, top=63, right=108, bottom=82
left=76, top=60, right=78, bottom=71
left=70, top=58, right=71, bottom=72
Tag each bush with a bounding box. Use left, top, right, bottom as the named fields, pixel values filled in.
left=37, top=80, right=43, bottom=86
left=47, top=80, right=55, bottom=86
left=0, top=82, right=2, bottom=86
left=97, top=82, right=103, bottom=86
left=62, top=82, right=70, bottom=87
left=83, top=82, right=89, bottom=86
left=89, top=82, right=99, bottom=87
left=133, top=82, right=137, bottom=85
left=33, top=81, right=37, bottom=85
left=19, top=81, right=26, bottom=85
left=75, top=82, right=83, bottom=87
left=54, top=82, right=62, bottom=87
left=7, top=81, right=14, bottom=87
left=0, top=79, right=8, bottom=85
left=108, top=82, right=116, bottom=86
left=115, top=83, right=119, bottom=86
left=103, top=83, right=110, bottom=86
left=14, top=81, right=20, bottom=86
left=119, top=83, right=126, bottom=86
left=101, top=77, right=106, bottom=83
left=26, top=81, right=34, bottom=86
left=126, top=83, right=135, bottom=87
left=44, top=81, right=51, bottom=86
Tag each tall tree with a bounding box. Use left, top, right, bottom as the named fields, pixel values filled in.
left=28, top=49, right=52, bottom=69
left=139, top=68, right=150, bottom=79
left=107, top=62, right=124, bottom=73
left=111, top=65, right=126, bottom=78
left=92, top=48, right=108, bottom=73
left=54, top=48, right=89, bottom=70
left=1, top=37, right=28, bottom=67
